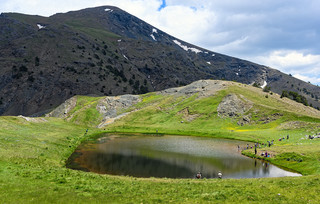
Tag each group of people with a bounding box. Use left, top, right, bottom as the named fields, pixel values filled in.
left=237, top=134, right=291, bottom=158
left=196, top=171, right=222, bottom=179
left=279, top=135, right=289, bottom=141
left=261, top=151, right=269, bottom=157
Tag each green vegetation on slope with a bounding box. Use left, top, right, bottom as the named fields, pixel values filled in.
left=1, top=80, right=320, bottom=203
left=67, top=95, right=104, bottom=127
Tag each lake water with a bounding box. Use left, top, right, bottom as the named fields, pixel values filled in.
left=67, top=134, right=301, bottom=179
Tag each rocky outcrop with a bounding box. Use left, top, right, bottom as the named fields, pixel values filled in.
left=45, top=97, right=77, bottom=118
left=217, top=94, right=253, bottom=126
left=97, top=94, right=141, bottom=128
left=160, top=80, right=227, bottom=97
left=217, top=94, right=252, bottom=118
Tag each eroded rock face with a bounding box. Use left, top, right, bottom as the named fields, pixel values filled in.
left=237, top=115, right=252, bottom=126
left=97, top=94, right=141, bottom=128
left=45, top=97, right=77, bottom=118
left=217, top=94, right=252, bottom=118
left=97, top=94, right=141, bottom=117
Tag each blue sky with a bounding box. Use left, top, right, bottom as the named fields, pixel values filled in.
left=1, top=0, right=320, bottom=85
left=158, top=0, right=167, bottom=11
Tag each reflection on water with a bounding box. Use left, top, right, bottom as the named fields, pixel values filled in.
left=67, top=134, right=301, bottom=179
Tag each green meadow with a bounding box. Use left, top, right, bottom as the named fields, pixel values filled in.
left=1, top=81, right=320, bottom=203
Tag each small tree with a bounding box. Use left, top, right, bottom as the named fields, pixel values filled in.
left=35, top=57, right=40, bottom=66
left=281, top=90, right=289, bottom=98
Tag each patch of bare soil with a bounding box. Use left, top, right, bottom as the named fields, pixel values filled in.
left=176, top=107, right=199, bottom=122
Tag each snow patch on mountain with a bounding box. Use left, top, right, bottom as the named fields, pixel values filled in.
left=37, top=24, right=45, bottom=29
left=105, top=8, right=113, bottom=12
left=150, top=34, right=156, bottom=41
left=261, top=81, right=267, bottom=89
left=173, top=40, right=202, bottom=54
left=150, top=28, right=158, bottom=41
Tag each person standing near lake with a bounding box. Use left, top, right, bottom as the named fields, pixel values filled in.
left=218, top=171, right=222, bottom=179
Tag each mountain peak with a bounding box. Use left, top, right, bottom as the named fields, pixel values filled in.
left=0, top=6, right=319, bottom=116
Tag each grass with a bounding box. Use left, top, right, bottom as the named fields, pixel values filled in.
left=67, top=96, right=104, bottom=127
left=1, top=81, right=320, bottom=203
left=66, top=21, right=121, bottom=40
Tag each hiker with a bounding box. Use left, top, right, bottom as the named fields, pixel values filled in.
left=218, top=171, right=222, bottom=179
left=265, top=151, right=268, bottom=157
left=287, top=134, right=289, bottom=139
left=196, top=172, right=202, bottom=179
left=254, top=147, right=257, bottom=155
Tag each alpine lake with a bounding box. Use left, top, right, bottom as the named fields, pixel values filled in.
left=67, top=134, right=301, bottom=179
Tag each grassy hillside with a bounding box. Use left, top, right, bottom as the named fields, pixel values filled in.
left=1, top=80, right=320, bottom=203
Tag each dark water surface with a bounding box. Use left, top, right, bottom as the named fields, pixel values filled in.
left=67, top=134, right=301, bottom=179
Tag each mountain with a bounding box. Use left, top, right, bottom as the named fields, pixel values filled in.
left=1, top=6, right=320, bottom=116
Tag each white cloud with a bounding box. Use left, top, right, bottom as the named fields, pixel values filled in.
left=293, top=74, right=320, bottom=85
left=252, top=50, right=320, bottom=85
left=253, top=50, right=320, bottom=72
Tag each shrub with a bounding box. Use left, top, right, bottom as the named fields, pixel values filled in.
left=252, top=82, right=260, bottom=88
left=27, top=76, right=35, bottom=82
left=263, top=86, right=271, bottom=92
left=19, top=65, right=28, bottom=72
left=35, top=57, right=40, bottom=66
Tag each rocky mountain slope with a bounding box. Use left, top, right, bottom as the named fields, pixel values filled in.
left=1, top=6, right=320, bottom=116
